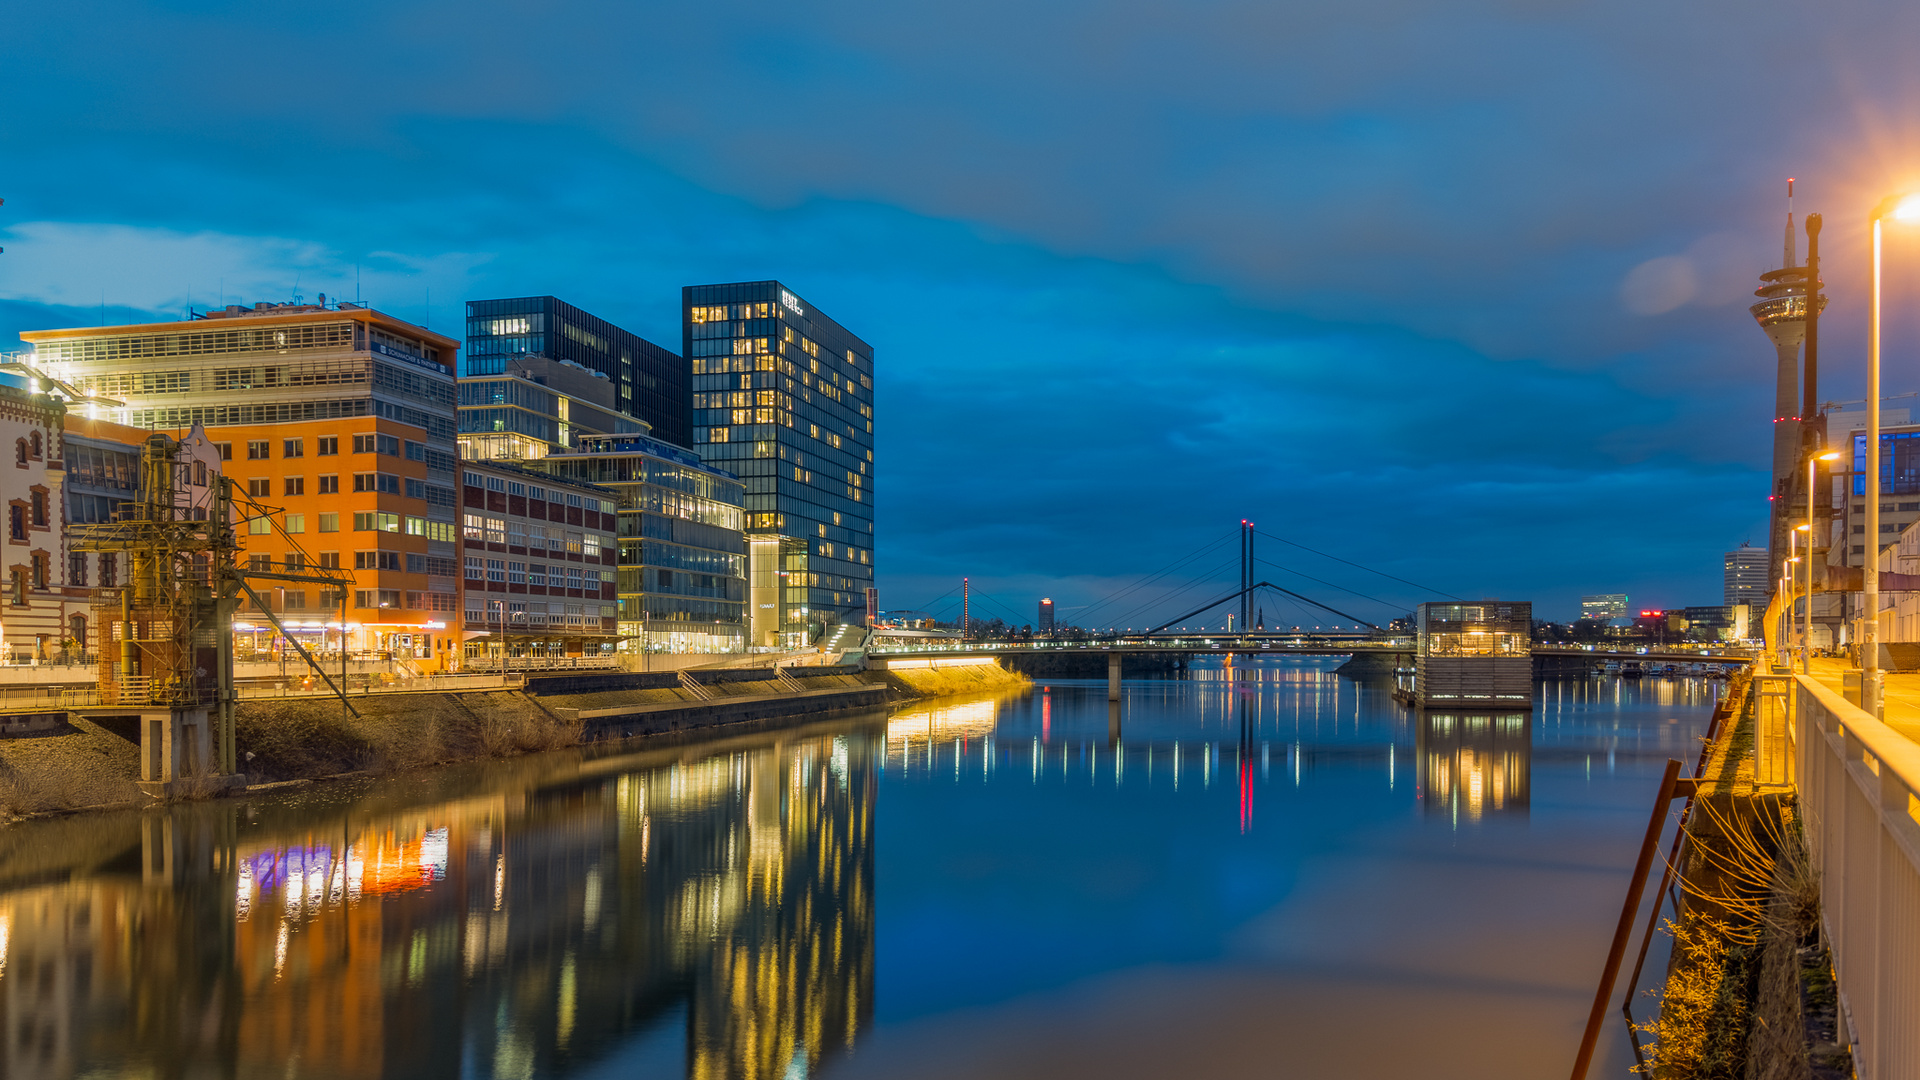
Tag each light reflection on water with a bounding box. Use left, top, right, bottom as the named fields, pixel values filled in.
left=0, top=658, right=1719, bottom=1079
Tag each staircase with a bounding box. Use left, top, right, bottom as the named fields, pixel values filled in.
left=677, top=670, right=713, bottom=700
left=819, top=623, right=866, bottom=662
left=774, top=667, right=808, bottom=694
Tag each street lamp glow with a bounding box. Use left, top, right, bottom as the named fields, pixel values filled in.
left=1804, top=448, right=1844, bottom=674
left=1857, top=193, right=1920, bottom=714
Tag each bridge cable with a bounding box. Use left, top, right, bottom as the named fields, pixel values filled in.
left=1144, top=581, right=1382, bottom=636
left=1254, top=557, right=1406, bottom=612
left=899, top=584, right=961, bottom=619
left=1253, top=529, right=1462, bottom=600
left=1107, top=553, right=1242, bottom=630
left=962, top=588, right=1033, bottom=629
left=1075, top=529, right=1238, bottom=626
left=1077, top=535, right=1235, bottom=628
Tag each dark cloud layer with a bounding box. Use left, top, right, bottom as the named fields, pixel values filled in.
left=4, top=0, right=1920, bottom=621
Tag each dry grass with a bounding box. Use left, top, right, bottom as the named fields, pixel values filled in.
left=237, top=691, right=582, bottom=780
left=1641, top=797, right=1823, bottom=1079
left=0, top=719, right=143, bottom=817
left=883, top=663, right=1030, bottom=697
left=1637, top=913, right=1755, bottom=1079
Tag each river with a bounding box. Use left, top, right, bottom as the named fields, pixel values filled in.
left=0, top=657, right=1719, bottom=1079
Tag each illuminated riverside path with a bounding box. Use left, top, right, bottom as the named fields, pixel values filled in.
left=0, top=657, right=1717, bottom=1079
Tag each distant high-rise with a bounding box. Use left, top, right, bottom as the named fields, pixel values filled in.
left=683, top=281, right=874, bottom=647
left=465, top=296, right=688, bottom=446
left=1579, top=594, right=1628, bottom=623
left=1038, top=598, right=1055, bottom=634
left=1725, top=543, right=1769, bottom=608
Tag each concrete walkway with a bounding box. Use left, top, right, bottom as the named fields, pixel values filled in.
left=1799, top=656, right=1920, bottom=745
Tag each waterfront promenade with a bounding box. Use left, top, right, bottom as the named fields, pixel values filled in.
left=1802, top=656, right=1920, bottom=744
left=1753, top=652, right=1920, bottom=1080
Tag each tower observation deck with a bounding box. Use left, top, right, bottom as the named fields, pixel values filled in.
left=1750, top=208, right=1827, bottom=589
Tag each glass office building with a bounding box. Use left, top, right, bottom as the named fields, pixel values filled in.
left=458, top=354, right=647, bottom=462
left=540, top=433, right=749, bottom=654
left=683, top=281, right=874, bottom=647
left=465, top=297, right=688, bottom=447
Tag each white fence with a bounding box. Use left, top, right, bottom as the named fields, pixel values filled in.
left=1794, top=675, right=1920, bottom=1080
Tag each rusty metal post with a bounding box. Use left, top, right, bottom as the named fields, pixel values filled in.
left=1569, top=757, right=1683, bottom=1080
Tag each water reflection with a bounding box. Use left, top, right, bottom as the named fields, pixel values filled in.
left=1416, top=710, right=1531, bottom=821
left=0, top=722, right=879, bottom=1080
left=0, top=662, right=1729, bottom=1080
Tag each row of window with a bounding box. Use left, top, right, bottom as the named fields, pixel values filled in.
left=464, top=558, right=605, bottom=588
left=463, top=472, right=614, bottom=511
left=461, top=514, right=603, bottom=554
left=462, top=599, right=617, bottom=623
left=242, top=511, right=455, bottom=538
left=240, top=473, right=457, bottom=503
left=243, top=588, right=456, bottom=614
left=225, top=433, right=456, bottom=470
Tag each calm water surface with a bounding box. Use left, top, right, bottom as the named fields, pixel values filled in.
left=0, top=659, right=1718, bottom=1079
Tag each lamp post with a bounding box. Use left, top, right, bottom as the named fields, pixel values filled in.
left=1806, top=449, right=1843, bottom=672
left=1862, top=193, right=1920, bottom=714
left=1795, top=524, right=1812, bottom=667
left=1785, top=556, right=1801, bottom=670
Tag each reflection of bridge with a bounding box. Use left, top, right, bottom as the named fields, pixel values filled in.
left=868, top=637, right=1755, bottom=666
left=866, top=637, right=1754, bottom=700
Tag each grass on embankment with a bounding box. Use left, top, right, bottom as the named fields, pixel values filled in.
left=237, top=691, right=580, bottom=782
left=879, top=662, right=1030, bottom=697
left=0, top=668, right=927, bottom=819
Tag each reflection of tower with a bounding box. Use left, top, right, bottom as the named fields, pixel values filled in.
left=1415, top=710, right=1531, bottom=820
left=1750, top=180, right=1826, bottom=587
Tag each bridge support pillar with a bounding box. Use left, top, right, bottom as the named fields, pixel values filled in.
left=1108, top=653, right=1121, bottom=701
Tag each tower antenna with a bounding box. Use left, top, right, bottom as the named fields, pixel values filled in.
left=1784, top=178, right=1797, bottom=268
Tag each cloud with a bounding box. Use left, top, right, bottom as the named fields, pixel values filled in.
left=1621, top=255, right=1698, bottom=315
left=1620, top=232, right=1774, bottom=316
left=10, top=0, right=1888, bottom=616
left=0, top=222, right=329, bottom=314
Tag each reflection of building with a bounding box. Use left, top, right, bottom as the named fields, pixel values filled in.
left=464, top=296, right=689, bottom=447
left=683, top=282, right=875, bottom=647
left=0, top=721, right=878, bottom=1079
left=1416, top=710, right=1531, bottom=820
left=1414, top=600, right=1532, bottom=707
left=1579, top=594, right=1627, bottom=623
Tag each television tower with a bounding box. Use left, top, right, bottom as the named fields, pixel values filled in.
left=1750, top=178, right=1825, bottom=586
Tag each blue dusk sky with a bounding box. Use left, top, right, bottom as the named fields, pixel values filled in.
left=6, top=0, right=1920, bottom=626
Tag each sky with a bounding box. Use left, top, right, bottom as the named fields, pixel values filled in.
left=7, top=0, right=1920, bottom=627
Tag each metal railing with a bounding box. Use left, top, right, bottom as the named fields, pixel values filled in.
left=461, top=656, right=622, bottom=673
left=1794, top=674, right=1920, bottom=1080
left=677, top=671, right=712, bottom=701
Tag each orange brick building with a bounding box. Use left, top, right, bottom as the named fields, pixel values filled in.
left=22, top=303, right=463, bottom=668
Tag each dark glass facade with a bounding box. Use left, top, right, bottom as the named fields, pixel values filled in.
left=540, top=433, right=749, bottom=653
left=465, top=296, right=688, bottom=446
left=1853, top=430, right=1920, bottom=496
left=683, top=281, right=874, bottom=647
